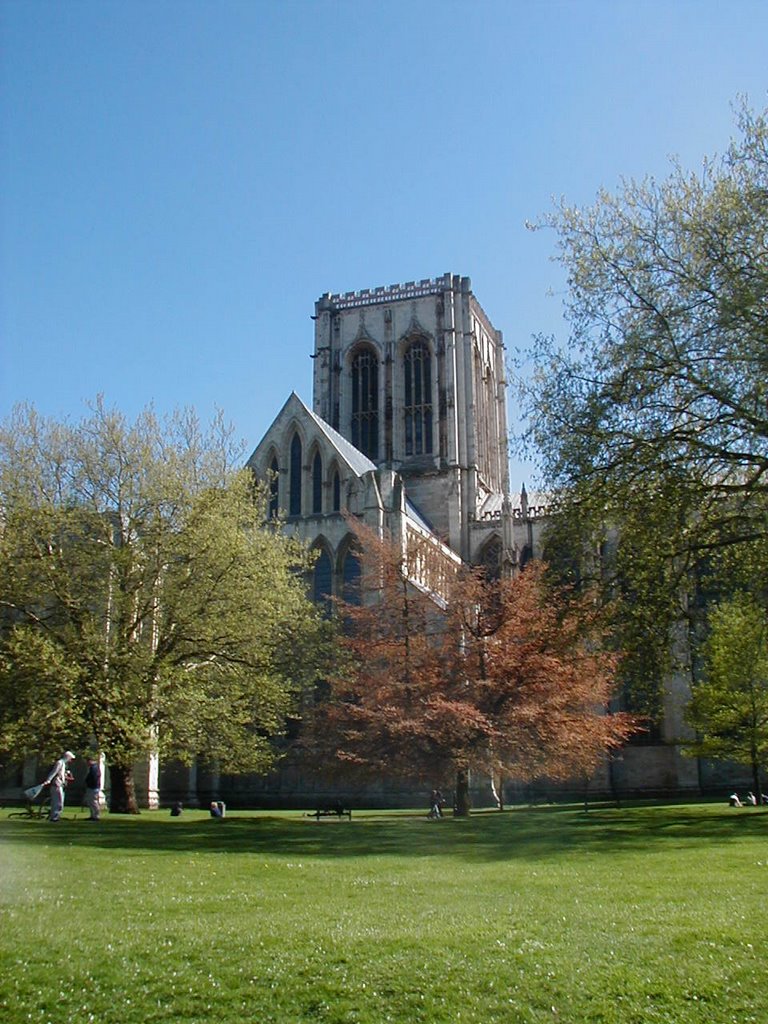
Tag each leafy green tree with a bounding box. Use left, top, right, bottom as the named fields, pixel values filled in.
left=519, top=102, right=768, bottom=712
left=685, top=594, right=768, bottom=803
left=0, top=400, right=332, bottom=812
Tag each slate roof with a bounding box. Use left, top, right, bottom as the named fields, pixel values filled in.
left=248, top=392, right=377, bottom=480
left=405, top=498, right=437, bottom=535
left=292, top=394, right=377, bottom=478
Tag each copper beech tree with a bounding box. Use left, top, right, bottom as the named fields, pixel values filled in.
left=305, top=522, right=637, bottom=814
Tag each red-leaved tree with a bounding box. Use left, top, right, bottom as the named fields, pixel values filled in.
left=450, top=563, right=638, bottom=809
left=304, top=521, right=637, bottom=814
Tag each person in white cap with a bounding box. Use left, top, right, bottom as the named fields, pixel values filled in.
left=42, top=750, right=76, bottom=822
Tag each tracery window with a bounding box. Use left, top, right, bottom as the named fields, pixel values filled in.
left=289, top=433, right=302, bottom=516
left=351, top=347, right=379, bottom=460
left=312, top=451, right=323, bottom=514
left=404, top=340, right=433, bottom=456
left=480, top=536, right=503, bottom=581
left=268, top=456, right=279, bottom=519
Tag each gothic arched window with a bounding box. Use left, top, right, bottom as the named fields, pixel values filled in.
left=289, top=433, right=302, bottom=516
left=480, top=536, right=503, bottom=581
left=404, top=340, right=433, bottom=456
left=268, top=456, right=279, bottom=519
left=351, top=347, right=379, bottom=460
left=342, top=549, right=362, bottom=606
left=313, top=548, right=333, bottom=606
left=312, top=451, right=323, bottom=514
left=332, top=469, right=341, bottom=512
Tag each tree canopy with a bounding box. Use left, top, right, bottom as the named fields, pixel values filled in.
left=303, top=522, right=636, bottom=812
left=0, top=400, right=333, bottom=810
left=685, top=593, right=768, bottom=802
left=518, top=102, right=768, bottom=710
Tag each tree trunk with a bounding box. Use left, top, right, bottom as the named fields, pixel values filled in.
left=608, top=753, right=622, bottom=809
left=454, top=768, right=471, bottom=817
left=109, top=763, right=140, bottom=814
left=491, top=771, right=504, bottom=811
left=751, top=759, right=763, bottom=806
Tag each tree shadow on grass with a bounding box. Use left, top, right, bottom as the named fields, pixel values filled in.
left=1, top=803, right=765, bottom=862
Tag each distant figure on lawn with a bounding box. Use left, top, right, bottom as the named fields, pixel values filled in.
left=729, top=793, right=742, bottom=807
left=84, top=757, right=101, bottom=821
left=428, top=789, right=444, bottom=819
left=746, top=791, right=758, bottom=806
left=209, top=801, right=226, bottom=818
left=42, top=750, right=76, bottom=822
left=170, top=801, right=183, bottom=817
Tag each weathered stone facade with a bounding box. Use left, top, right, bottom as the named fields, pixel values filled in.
left=247, top=274, right=548, bottom=585
left=310, top=275, right=509, bottom=559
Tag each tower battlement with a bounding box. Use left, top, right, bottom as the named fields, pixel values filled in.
left=318, top=273, right=468, bottom=311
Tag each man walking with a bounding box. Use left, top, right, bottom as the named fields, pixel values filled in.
left=84, top=757, right=102, bottom=821
left=42, top=750, right=76, bottom=822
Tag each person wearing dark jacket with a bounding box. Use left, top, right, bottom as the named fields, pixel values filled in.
left=84, top=757, right=102, bottom=821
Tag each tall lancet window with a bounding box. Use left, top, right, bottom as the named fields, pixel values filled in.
left=268, top=456, right=279, bottom=519
left=342, top=549, right=362, bottom=606
left=289, top=434, right=302, bottom=516
left=332, top=469, right=341, bottom=512
left=312, top=451, right=323, bottom=514
left=351, top=347, right=379, bottom=460
left=313, top=548, right=333, bottom=607
left=404, top=340, right=433, bottom=456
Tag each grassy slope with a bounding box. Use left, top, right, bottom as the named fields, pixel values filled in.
left=0, top=803, right=766, bottom=1024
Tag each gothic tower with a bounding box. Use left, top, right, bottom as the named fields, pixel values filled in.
left=311, top=273, right=511, bottom=565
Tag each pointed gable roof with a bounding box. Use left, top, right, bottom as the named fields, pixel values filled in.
left=298, top=397, right=377, bottom=477
left=247, top=392, right=377, bottom=479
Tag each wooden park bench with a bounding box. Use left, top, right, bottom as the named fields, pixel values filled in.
left=308, top=803, right=352, bottom=820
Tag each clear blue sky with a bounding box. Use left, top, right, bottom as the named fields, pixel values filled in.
left=2, top=0, right=767, bottom=487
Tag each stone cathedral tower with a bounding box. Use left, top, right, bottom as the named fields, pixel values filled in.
left=247, top=273, right=542, bottom=609
left=310, top=273, right=514, bottom=567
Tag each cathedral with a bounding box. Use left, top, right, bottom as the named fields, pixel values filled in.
left=242, top=272, right=704, bottom=807
left=236, top=273, right=562, bottom=807
left=247, top=273, right=547, bottom=598
left=2, top=273, right=732, bottom=810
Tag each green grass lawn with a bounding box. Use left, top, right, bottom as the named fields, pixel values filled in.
left=1, top=802, right=766, bottom=1024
